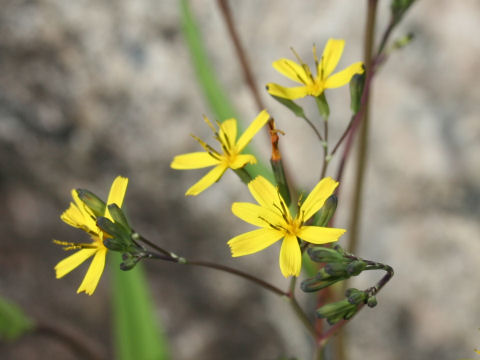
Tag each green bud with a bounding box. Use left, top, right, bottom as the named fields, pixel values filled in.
left=307, top=245, right=345, bottom=263
left=107, top=204, right=132, bottom=233
left=346, top=288, right=367, bottom=305
left=76, top=189, right=106, bottom=217
left=367, top=296, right=378, bottom=308
left=268, top=94, right=306, bottom=119
left=324, top=262, right=349, bottom=277
left=315, top=92, right=330, bottom=118
left=300, top=276, right=342, bottom=293
left=346, top=260, right=367, bottom=276
left=314, top=195, right=338, bottom=227
left=316, top=299, right=356, bottom=324
left=349, top=72, right=365, bottom=114
left=120, top=253, right=141, bottom=271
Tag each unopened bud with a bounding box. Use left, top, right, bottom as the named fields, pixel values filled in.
left=76, top=189, right=106, bottom=217
left=316, top=299, right=356, bottom=325
left=307, top=245, right=345, bottom=263
left=367, top=296, right=378, bottom=308
left=346, top=288, right=367, bottom=305
left=346, top=260, right=367, bottom=276
left=349, top=72, right=365, bottom=114
left=324, top=262, right=348, bottom=277
left=120, top=254, right=141, bottom=271
left=315, top=195, right=337, bottom=227
left=300, top=276, right=341, bottom=293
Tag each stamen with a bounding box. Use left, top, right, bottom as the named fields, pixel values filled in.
left=53, top=240, right=97, bottom=251
left=290, top=47, right=313, bottom=81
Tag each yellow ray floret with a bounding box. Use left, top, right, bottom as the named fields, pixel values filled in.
left=54, top=176, right=128, bottom=295
left=228, top=176, right=346, bottom=277
left=267, top=38, right=364, bottom=100
left=171, top=110, right=270, bottom=196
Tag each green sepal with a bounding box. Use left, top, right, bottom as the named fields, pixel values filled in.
left=349, top=72, right=365, bottom=114
left=268, top=94, right=306, bottom=119
left=313, top=194, right=337, bottom=227
left=76, top=189, right=106, bottom=217
left=315, top=92, right=330, bottom=119
left=108, top=204, right=132, bottom=233
left=270, top=158, right=291, bottom=206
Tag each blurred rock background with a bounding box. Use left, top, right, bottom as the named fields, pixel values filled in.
left=0, top=1, right=479, bottom=359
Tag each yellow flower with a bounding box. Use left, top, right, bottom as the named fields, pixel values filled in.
left=228, top=176, right=346, bottom=277
left=267, top=38, right=364, bottom=100
left=54, top=176, right=129, bottom=295
left=171, top=110, right=270, bottom=196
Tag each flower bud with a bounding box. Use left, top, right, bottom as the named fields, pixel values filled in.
left=316, top=299, right=356, bottom=325
left=346, top=260, right=367, bottom=276
left=300, top=276, right=341, bottom=293
left=346, top=288, right=367, bottom=305
left=325, top=262, right=348, bottom=277
left=307, top=245, right=345, bottom=263
left=349, top=72, right=365, bottom=114
left=76, top=189, right=106, bottom=217
left=367, top=295, right=378, bottom=308
left=120, top=253, right=141, bottom=271
left=315, top=195, right=337, bottom=227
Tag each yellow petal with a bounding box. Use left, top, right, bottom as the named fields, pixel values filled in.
left=232, top=202, right=284, bottom=228
left=61, top=190, right=97, bottom=232
left=105, top=176, right=128, bottom=220
left=171, top=152, right=220, bottom=169
left=230, top=154, right=257, bottom=169
left=248, top=176, right=288, bottom=218
left=279, top=234, right=302, bottom=277
left=266, top=83, right=309, bottom=100
left=54, top=248, right=97, bottom=279
left=185, top=164, right=227, bottom=196
left=228, top=228, right=283, bottom=257
left=235, top=110, right=270, bottom=152
left=272, top=59, right=309, bottom=84
left=77, top=248, right=107, bottom=295
left=297, top=226, right=346, bottom=244
left=320, top=38, right=345, bottom=79
left=218, top=119, right=237, bottom=149
left=300, top=177, right=339, bottom=221
left=325, top=61, right=364, bottom=89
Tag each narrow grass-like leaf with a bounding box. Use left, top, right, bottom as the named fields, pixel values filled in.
left=180, top=0, right=272, bottom=181
left=112, top=254, right=168, bottom=360
left=0, top=297, right=34, bottom=341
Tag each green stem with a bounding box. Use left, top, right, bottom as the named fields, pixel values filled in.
left=336, top=1, right=378, bottom=359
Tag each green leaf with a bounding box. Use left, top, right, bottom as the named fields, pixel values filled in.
left=0, top=296, right=34, bottom=341
left=179, top=0, right=273, bottom=181
left=112, top=254, right=168, bottom=360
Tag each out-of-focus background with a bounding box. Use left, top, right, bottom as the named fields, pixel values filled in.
left=1, top=1, right=479, bottom=359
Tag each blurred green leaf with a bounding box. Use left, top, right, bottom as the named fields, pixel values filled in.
left=180, top=0, right=273, bottom=181
left=112, top=255, right=168, bottom=360
left=0, top=296, right=34, bottom=341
